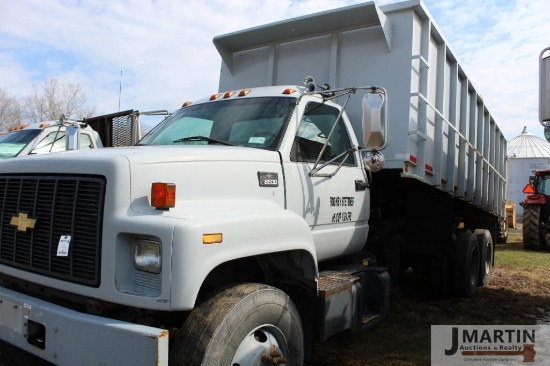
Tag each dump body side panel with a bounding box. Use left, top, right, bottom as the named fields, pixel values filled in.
left=215, top=0, right=506, bottom=218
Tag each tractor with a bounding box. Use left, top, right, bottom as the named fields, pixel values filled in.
left=522, top=171, right=550, bottom=249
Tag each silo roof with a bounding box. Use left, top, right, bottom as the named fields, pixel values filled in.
left=507, top=126, right=550, bottom=158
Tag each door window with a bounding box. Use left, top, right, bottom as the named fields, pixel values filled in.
left=291, top=102, right=355, bottom=166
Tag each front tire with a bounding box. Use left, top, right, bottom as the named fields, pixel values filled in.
left=169, top=283, right=304, bottom=366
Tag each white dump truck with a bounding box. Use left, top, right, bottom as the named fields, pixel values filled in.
left=0, top=1, right=506, bottom=365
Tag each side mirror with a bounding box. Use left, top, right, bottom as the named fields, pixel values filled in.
left=540, top=47, right=550, bottom=127
left=362, top=88, right=388, bottom=150
left=65, top=124, right=81, bottom=151
left=529, top=175, right=536, bottom=185
left=130, top=114, right=142, bottom=145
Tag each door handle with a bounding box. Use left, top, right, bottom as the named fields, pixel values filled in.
left=355, top=180, right=368, bottom=191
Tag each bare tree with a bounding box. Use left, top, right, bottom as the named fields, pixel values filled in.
left=22, top=79, right=95, bottom=123
left=0, top=88, right=22, bottom=130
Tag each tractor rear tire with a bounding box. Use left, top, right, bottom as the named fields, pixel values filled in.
left=523, top=205, right=542, bottom=250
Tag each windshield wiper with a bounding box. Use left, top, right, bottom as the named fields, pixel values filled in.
left=173, top=136, right=235, bottom=146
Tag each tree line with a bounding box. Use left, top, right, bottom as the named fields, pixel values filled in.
left=0, top=79, right=94, bottom=132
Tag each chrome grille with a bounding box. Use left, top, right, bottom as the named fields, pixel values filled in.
left=0, top=175, right=105, bottom=286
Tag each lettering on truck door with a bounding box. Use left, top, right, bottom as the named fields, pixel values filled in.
left=284, top=101, right=369, bottom=260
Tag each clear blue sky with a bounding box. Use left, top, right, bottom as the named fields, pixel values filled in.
left=1, top=0, right=549, bottom=140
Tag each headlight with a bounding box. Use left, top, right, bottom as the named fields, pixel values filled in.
left=134, top=240, right=161, bottom=274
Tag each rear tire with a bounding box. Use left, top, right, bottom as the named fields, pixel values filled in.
left=474, top=229, right=493, bottom=286
left=169, top=283, right=304, bottom=366
left=523, top=205, right=542, bottom=250
left=453, top=230, right=480, bottom=298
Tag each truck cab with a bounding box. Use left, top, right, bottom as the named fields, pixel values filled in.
left=139, top=85, right=374, bottom=261
left=0, top=120, right=103, bottom=159
left=0, top=80, right=389, bottom=366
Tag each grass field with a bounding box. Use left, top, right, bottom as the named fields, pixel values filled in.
left=314, top=228, right=550, bottom=365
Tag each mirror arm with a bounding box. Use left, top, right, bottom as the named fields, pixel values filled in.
left=310, top=148, right=356, bottom=177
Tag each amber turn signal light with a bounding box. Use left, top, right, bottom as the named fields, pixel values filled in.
left=151, top=182, right=176, bottom=209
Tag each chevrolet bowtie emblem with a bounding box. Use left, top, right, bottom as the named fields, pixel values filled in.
left=10, top=213, right=37, bottom=232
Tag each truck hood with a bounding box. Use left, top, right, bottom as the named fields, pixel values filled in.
left=0, top=145, right=285, bottom=217
left=0, top=145, right=281, bottom=174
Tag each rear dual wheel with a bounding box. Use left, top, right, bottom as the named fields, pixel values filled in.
left=453, top=229, right=480, bottom=298
left=453, top=229, right=493, bottom=297
left=475, top=229, right=493, bottom=287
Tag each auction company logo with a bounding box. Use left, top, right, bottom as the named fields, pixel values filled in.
left=431, top=325, right=550, bottom=365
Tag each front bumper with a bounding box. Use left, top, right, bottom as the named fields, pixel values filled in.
left=0, top=286, right=168, bottom=366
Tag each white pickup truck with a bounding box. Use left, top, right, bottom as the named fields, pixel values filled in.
left=0, top=120, right=102, bottom=159
left=0, top=1, right=506, bottom=365
left=0, top=109, right=163, bottom=159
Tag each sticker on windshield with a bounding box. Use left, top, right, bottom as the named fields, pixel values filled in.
left=248, top=137, right=266, bottom=144
left=258, top=172, right=279, bottom=187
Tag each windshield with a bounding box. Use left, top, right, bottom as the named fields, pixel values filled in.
left=0, top=129, right=42, bottom=159
left=139, top=97, right=296, bottom=150
left=536, top=174, right=550, bottom=195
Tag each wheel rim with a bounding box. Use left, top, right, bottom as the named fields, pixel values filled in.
left=231, top=324, right=289, bottom=366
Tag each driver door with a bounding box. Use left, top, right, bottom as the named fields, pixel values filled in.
left=284, top=101, right=369, bottom=261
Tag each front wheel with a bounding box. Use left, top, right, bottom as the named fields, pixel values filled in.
left=169, top=283, right=304, bottom=366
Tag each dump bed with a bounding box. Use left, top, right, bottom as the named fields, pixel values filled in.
left=214, top=0, right=506, bottom=217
